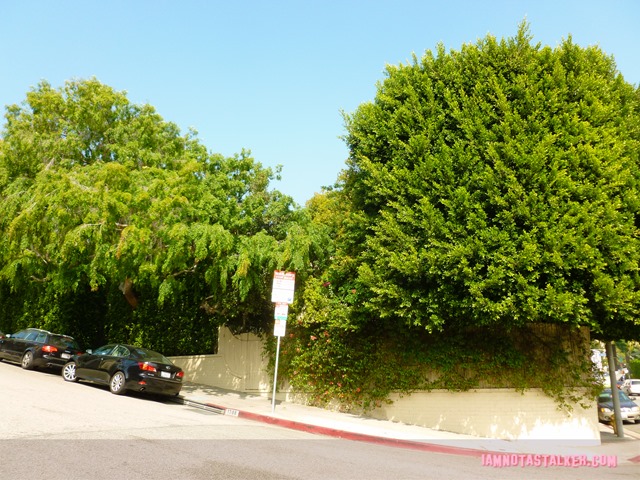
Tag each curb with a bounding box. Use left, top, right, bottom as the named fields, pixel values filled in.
left=232, top=407, right=486, bottom=457
left=599, top=422, right=640, bottom=441
left=174, top=396, right=489, bottom=457
left=178, top=397, right=225, bottom=415
left=174, top=395, right=640, bottom=463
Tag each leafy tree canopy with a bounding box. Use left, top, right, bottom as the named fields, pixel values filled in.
left=275, top=23, right=640, bottom=412
left=328, top=24, right=640, bottom=338
left=338, top=23, right=640, bottom=340
left=0, top=78, right=321, bottom=350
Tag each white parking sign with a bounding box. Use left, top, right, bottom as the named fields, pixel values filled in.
left=271, top=271, right=295, bottom=304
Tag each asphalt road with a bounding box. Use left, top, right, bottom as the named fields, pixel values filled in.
left=0, top=361, right=636, bottom=480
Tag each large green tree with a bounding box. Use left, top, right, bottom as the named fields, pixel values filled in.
left=0, top=78, right=316, bottom=352
left=341, top=24, right=640, bottom=339
left=279, top=24, right=640, bottom=410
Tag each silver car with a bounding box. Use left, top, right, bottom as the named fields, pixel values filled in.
left=623, top=379, right=640, bottom=397
left=598, top=389, right=640, bottom=423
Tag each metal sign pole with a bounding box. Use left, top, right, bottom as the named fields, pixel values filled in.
left=272, top=335, right=281, bottom=413
left=270, top=271, right=295, bottom=413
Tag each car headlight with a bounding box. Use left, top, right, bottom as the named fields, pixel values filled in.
left=600, top=407, right=612, bottom=414
left=632, top=407, right=640, bottom=413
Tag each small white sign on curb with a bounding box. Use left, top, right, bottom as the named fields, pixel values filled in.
left=273, top=303, right=289, bottom=337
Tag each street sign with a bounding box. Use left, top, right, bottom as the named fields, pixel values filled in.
left=271, top=271, right=295, bottom=304
left=270, top=270, right=295, bottom=413
left=274, top=303, right=288, bottom=336
left=274, top=319, right=287, bottom=337
left=274, top=302, right=288, bottom=320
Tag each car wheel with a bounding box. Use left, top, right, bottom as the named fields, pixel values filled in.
left=109, top=371, right=127, bottom=395
left=21, top=351, right=34, bottom=370
left=62, top=362, right=78, bottom=382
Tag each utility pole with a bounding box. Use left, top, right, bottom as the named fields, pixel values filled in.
left=605, top=341, right=624, bottom=438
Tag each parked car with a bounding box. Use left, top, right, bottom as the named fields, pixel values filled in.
left=622, top=379, right=640, bottom=397
left=597, top=388, right=640, bottom=423
left=62, top=343, right=184, bottom=396
left=0, top=327, right=82, bottom=370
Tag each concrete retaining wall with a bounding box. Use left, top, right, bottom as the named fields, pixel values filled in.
left=170, top=327, right=271, bottom=393
left=369, top=389, right=599, bottom=442
left=170, top=327, right=601, bottom=443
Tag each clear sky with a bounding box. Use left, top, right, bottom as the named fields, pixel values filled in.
left=1, top=1, right=638, bottom=205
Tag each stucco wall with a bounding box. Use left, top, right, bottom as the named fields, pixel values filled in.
left=170, top=327, right=601, bottom=443
left=368, top=389, right=600, bottom=442
left=170, top=327, right=271, bottom=393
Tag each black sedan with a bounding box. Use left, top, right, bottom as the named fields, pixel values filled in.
left=62, top=344, right=184, bottom=396
left=0, top=327, right=82, bottom=370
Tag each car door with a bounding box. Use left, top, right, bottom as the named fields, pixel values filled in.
left=31, top=331, right=48, bottom=353
left=97, top=345, right=130, bottom=379
left=3, top=330, right=32, bottom=361
left=77, top=344, right=116, bottom=383
left=0, top=330, right=18, bottom=359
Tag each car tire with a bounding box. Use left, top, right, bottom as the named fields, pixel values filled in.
left=62, top=362, right=78, bottom=382
left=109, top=371, right=127, bottom=395
left=21, top=351, right=34, bottom=370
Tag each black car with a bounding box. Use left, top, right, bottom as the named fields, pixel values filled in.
left=0, top=327, right=82, bottom=370
left=62, top=344, right=184, bottom=396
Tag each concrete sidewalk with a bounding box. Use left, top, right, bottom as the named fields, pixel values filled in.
left=175, top=382, right=640, bottom=465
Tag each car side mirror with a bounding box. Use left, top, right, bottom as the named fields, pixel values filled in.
left=86, top=349, right=93, bottom=354
left=5, top=334, right=11, bottom=338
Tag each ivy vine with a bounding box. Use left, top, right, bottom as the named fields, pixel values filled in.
left=268, top=321, right=600, bottom=413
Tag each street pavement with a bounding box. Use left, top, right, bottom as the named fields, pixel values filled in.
left=175, top=382, right=640, bottom=466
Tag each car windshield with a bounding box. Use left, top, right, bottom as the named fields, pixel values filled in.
left=619, top=391, right=633, bottom=402
left=50, top=335, right=80, bottom=349
left=93, top=345, right=116, bottom=356
left=12, top=330, right=29, bottom=339
left=131, top=347, right=172, bottom=364
left=601, top=391, right=633, bottom=403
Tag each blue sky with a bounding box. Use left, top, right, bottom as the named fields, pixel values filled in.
left=1, top=1, right=638, bottom=205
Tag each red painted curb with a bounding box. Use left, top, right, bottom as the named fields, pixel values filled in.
left=245, top=410, right=487, bottom=457
left=194, top=399, right=640, bottom=463
left=205, top=402, right=486, bottom=457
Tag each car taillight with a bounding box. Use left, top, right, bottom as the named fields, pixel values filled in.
left=176, top=371, right=184, bottom=379
left=42, top=345, right=58, bottom=353
left=138, top=362, right=157, bottom=373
